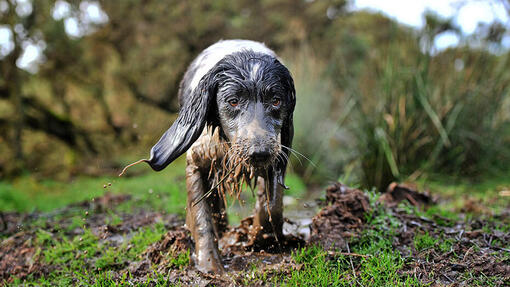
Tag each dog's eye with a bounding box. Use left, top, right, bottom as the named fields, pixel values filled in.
left=228, top=98, right=239, bottom=107
left=271, top=97, right=281, bottom=107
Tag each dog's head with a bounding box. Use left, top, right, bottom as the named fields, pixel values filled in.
left=146, top=50, right=295, bottom=186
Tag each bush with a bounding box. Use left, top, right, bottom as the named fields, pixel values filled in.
left=288, top=25, right=510, bottom=190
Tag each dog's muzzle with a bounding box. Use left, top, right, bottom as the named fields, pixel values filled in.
left=249, top=147, right=272, bottom=167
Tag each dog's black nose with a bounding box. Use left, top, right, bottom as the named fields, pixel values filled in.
left=250, top=150, right=271, bottom=164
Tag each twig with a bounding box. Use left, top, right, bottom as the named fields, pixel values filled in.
left=346, top=242, right=357, bottom=279
left=118, top=159, right=148, bottom=177
left=462, top=246, right=473, bottom=262
left=442, top=273, right=454, bottom=283
left=491, top=246, right=510, bottom=252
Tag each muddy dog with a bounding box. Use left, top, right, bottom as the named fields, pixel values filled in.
left=138, top=40, right=295, bottom=273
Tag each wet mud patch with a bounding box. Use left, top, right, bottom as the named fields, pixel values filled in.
left=220, top=216, right=305, bottom=253
left=1, top=183, right=509, bottom=286
left=393, top=211, right=510, bottom=285
left=0, top=193, right=183, bottom=284
left=0, top=231, right=53, bottom=282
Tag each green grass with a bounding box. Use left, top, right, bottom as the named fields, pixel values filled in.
left=74, top=269, right=179, bottom=287
left=17, top=222, right=184, bottom=286
left=437, top=237, right=454, bottom=253
left=284, top=245, right=350, bottom=286
left=0, top=158, right=187, bottom=213
left=279, top=239, right=424, bottom=286
left=0, top=157, right=308, bottom=218
left=274, top=194, right=425, bottom=287
left=416, top=173, right=510, bottom=215
left=413, top=232, right=438, bottom=252
left=2, top=158, right=508, bottom=285
left=95, top=223, right=167, bottom=269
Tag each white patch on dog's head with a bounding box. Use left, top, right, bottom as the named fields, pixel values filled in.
left=249, top=62, right=261, bottom=81
left=189, top=40, right=275, bottom=90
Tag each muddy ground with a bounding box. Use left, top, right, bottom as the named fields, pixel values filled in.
left=1, top=183, right=509, bottom=286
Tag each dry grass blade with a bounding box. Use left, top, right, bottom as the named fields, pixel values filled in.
left=118, top=159, right=148, bottom=177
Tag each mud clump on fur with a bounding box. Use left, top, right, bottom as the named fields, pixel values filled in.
left=309, top=183, right=370, bottom=250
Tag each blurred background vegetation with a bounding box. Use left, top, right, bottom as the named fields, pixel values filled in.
left=1, top=0, right=509, bottom=193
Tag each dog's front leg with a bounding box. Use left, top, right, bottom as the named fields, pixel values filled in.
left=252, top=175, right=284, bottom=243
left=185, top=153, right=224, bottom=273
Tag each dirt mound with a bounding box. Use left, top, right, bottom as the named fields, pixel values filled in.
left=309, top=183, right=370, bottom=250
left=125, top=227, right=197, bottom=283
left=380, top=182, right=433, bottom=208
left=145, top=227, right=193, bottom=264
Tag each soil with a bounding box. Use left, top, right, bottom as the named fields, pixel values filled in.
left=1, top=185, right=509, bottom=286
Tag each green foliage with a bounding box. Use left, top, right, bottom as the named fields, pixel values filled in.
left=459, top=272, right=506, bottom=287
left=285, top=12, right=510, bottom=188
left=290, top=48, right=355, bottom=182
left=74, top=269, right=178, bottom=287
left=346, top=48, right=510, bottom=190
left=425, top=206, right=459, bottom=227
left=1, top=0, right=507, bottom=187
left=283, top=173, right=307, bottom=198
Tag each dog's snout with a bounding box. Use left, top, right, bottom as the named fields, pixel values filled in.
left=249, top=149, right=271, bottom=164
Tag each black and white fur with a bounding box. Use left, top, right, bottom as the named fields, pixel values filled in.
left=144, top=39, right=296, bottom=273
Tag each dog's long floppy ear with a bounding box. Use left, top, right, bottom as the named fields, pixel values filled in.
left=145, top=73, right=216, bottom=171
left=276, top=75, right=296, bottom=188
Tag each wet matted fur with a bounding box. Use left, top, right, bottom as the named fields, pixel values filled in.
left=128, top=39, right=296, bottom=273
